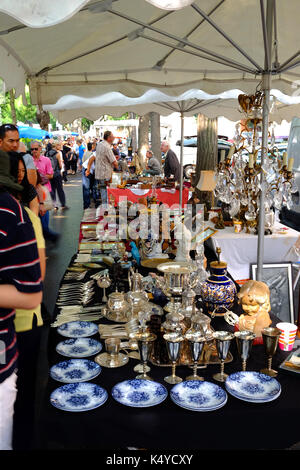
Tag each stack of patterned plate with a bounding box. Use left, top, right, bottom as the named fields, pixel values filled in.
left=225, top=371, right=281, bottom=403
left=170, top=380, right=227, bottom=412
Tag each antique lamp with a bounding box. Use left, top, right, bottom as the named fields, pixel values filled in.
left=196, top=170, right=217, bottom=220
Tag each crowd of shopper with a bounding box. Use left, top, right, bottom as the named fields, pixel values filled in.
left=80, top=132, right=181, bottom=210
left=0, top=124, right=181, bottom=450
left=0, top=124, right=89, bottom=450
left=0, top=124, right=43, bottom=450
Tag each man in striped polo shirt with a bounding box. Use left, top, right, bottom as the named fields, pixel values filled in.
left=0, top=151, right=42, bottom=450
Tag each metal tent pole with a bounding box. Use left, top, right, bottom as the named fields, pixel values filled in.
left=257, top=0, right=274, bottom=281
left=257, top=73, right=271, bottom=281
left=179, top=111, right=184, bottom=209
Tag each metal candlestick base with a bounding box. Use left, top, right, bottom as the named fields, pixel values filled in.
left=134, top=363, right=150, bottom=373
left=186, top=374, right=204, bottom=381
left=213, top=371, right=228, bottom=382
left=260, top=367, right=278, bottom=377
left=260, top=356, right=278, bottom=377
left=95, top=352, right=129, bottom=368
left=164, top=373, right=182, bottom=385
left=136, top=372, right=154, bottom=381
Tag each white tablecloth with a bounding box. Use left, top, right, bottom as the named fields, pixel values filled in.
left=207, top=223, right=300, bottom=281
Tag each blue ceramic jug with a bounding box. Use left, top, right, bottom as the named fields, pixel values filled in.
left=201, top=260, right=236, bottom=316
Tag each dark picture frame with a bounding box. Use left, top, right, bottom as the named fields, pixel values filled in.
left=251, top=262, right=294, bottom=323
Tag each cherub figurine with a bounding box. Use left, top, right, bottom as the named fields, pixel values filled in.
left=224, top=280, right=272, bottom=338
left=237, top=280, right=272, bottom=337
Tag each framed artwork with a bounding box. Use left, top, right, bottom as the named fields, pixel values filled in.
left=111, top=173, right=122, bottom=186
left=191, top=227, right=218, bottom=244
left=251, top=263, right=294, bottom=323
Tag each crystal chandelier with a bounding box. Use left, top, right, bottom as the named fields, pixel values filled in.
left=214, top=93, right=297, bottom=234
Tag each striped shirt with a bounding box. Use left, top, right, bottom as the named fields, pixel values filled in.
left=0, top=191, right=42, bottom=383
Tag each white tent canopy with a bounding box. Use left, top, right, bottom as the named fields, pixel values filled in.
left=0, top=0, right=300, bottom=104
left=1, top=0, right=298, bottom=279
left=45, top=88, right=300, bottom=124
left=0, top=1, right=90, bottom=28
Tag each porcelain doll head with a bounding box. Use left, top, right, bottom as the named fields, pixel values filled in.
left=238, top=280, right=271, bottom=315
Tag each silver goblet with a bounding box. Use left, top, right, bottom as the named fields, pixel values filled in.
left=135, top=331, right=157, bottom=381
left=260, top=327, right=281, bottom=377
left=125, top=318, right=151, bottom=373
left=97, top=274, right=111, bottom=303
left=163, top=333, right=184, bottom=384
left=185, top=334, right=206, bottom=381
left=213, top=331, right=234, bottom=382
left=234, top=330, right=256, bottom=371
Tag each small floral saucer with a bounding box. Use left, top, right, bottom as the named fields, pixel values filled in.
left=50, top=383, right=108, bottom=412
left=56, top=338, right=102, bottom=358
left=112, top=379, right=168, bottom=408
left=50, top=359, right=101, bottom=383
left=57, top=321, right=98, bottom=338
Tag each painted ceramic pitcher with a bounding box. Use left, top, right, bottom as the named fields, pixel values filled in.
left=201, top=259, right=236, bottom=316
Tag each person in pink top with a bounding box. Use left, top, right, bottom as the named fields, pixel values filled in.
left=31, top=141, right=53, bottom=192
left=31, top=141, right=59, bottom=243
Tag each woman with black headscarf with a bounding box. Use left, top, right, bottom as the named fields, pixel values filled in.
left=8, top=151, right=39, bottom=215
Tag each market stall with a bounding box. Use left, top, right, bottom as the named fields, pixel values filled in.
left=107, top=187, right=190, bottom=207
left=39, top=307, right=300, bottom=450
left=36, top=204, right=300, bottom=450
left=207, top=222, right=300, bottom=281
left=1, top=0, right=300, bottom=280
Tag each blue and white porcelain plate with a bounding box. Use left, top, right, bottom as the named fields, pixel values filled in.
left=50, top=382, right=108, bottom=412
left=225, top=371, right=281, bottom=403
left=50, top=359, right=101, bottom=383
left=112, top=379, right=168, bottom=408
left=57, top=321, right=98, bottom=338
left=56, top=338, right=102, bottom=358
left=170, top=380, right=227, bottom=412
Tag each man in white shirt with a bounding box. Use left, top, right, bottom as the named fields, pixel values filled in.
left=86, top=131, right=118, bottom=205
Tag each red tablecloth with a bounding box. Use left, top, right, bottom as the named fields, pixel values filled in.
left=107, top=187, right=189, bottom=207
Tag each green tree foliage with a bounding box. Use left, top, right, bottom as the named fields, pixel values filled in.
left=81, top=118, right=94, bottom=133
left=0, top=85, right=57, bottom=128
left=105, top=112, right=130, bottom=121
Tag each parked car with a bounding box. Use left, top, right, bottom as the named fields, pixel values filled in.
left=279, top=118, right=300, bottom=231
left=175, top=136, right=232, bottom=178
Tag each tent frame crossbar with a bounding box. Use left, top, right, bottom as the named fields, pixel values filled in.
left=191, top=2, right=263, bottom=72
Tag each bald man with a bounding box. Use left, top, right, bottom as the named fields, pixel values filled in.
left=161, top=141, right=180, bottom=182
